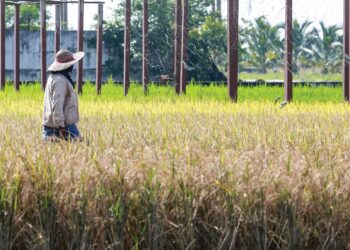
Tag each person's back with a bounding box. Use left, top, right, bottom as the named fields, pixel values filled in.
left=43, top=74, right=79, bottom=129
left=42, top=49, right=84, bottom=141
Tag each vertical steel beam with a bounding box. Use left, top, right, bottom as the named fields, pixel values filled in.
left=344, top=0, right=350, bottom=101
left=174, top=0, right=182, bottom=94
left=284, top=0, right=293, bottom=102
left=77, top=0, right=84, bottom=94
left=227, top=0, right=239, bottom=101
left=142, top=0, right=149, bottom=94
left=123, top=0, right=131, bottom=96
left=96, top=4, right=103, bottom=95
left=55, top=4, right=61, bottom=53
left=61, top=0, right=68, bottom=30
left=0, top=0, right=5, bottom=91
left=40, top=0, right=47, bottom=91
left=180, top=0, right=189, bottom=94
left=14, top=4, right=20, bottom=91
left=216, top=0, right=222, bottom=18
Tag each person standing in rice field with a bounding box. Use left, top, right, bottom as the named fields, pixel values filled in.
left=42, top=49, right=85, bottom=141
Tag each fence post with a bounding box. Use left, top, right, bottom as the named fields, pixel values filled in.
left=180, top=0, right=189, bottom=94
left=124, top=0, right=131, bottom=96
left=216, top=0, right=222, bottom=18
left=61, top=0, right=68, bottom=30
left=96, top=4, right=103, bottom=95
left=227, top=0, right=239, bottom=101
left=77, top=0, right=84, bottom=94
left=174, top=0, right=182, bottom=94
left=14, top=4, right=20, bottom=91
left=142, top=0, right=149, bottom=94
left=55, top=4, right=61, bottom=54
left=40, top=0, right=47, bottom=91
left=284, top=0, right=293, bottom=102
left=0, top=0, right=5, bottom=91
left=344, top=0, right=350, bottom=101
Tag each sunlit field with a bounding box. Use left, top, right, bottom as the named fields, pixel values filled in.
left=0, top=84, right=349, bottom=249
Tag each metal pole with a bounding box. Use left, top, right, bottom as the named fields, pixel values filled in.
left=174, top=0, right=182, bottom=94
left=344, top=0, right=350, bottom=101
left=227, top=0, right=239, bottom=101
left=0, top=0, right=5, bottom=91
left=55, top=4, right=61, bottom=53
left=180, top=0, right=189, bottom=94
left=61, top=0, right=68, bottom=30
left=40, top=0, right=47, bottom=91
left=142, top=0, right=149, bottom=94
left=123, top=0, right=131, bottom=96
left=14, top=4, right=20, bottom=91
left=77, top=0, right=84, bottom=94
left=216, top=0, right=221, bottom=18
left=284, top=0, right=293, bottom=102
left=96, top=3, right=103, bottom=95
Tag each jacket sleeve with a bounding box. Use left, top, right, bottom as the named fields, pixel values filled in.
left=51, top=78, right=67, bottom=128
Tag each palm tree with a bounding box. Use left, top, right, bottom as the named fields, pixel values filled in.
left=308, top=22, right=342, bottom=74
left=291, top=20, right=314, bottom=72
left=243, top=16, right=283, bottom=73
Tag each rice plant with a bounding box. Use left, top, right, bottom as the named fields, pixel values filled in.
left=0, top=84, right=349, bottom=249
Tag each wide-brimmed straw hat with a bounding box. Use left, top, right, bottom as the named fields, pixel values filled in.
left=48, top=49, right=85, bottom=72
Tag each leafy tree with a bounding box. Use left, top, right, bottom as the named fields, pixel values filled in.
left=188, top=15, right=226, bottom=81
left=291, top=20, right=314, bottom=72
left=242, top=16, right=283, bottom=73
left=96, top=0, right=226, bottom=81
left=5, top=4, right=48, bottom=31
left=308, top=22, right=342, bottom=74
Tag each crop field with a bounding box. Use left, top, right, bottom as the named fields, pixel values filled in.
left=0, top=84, right=349, bottom=249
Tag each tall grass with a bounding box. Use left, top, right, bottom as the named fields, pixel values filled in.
left=0, top=84, right=349, bottom=249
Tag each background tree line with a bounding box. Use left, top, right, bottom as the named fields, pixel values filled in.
left=4, top=1, right=344, bottom=81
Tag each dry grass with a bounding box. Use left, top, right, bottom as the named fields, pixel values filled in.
left=0, top=85, right=349, bottom=249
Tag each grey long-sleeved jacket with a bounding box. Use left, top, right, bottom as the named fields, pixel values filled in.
left=42, top=74, right=79, bottom=128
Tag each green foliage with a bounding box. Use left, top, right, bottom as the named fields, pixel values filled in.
left=19, top=5, right=41, bottom=31
left=292, top=20, right=314, bottom=72
left=242, top=17, right=283, bottom=73
left=309, top=22, right=343, bottom=74
left=97, top=0, right=227, bottom=81
left=188, top=15, right=227, bottom=81
left=5, top=4, right=49, bottom=31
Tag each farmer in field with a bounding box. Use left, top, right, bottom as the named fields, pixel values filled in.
left=42, top=49, right=85, bottom=141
